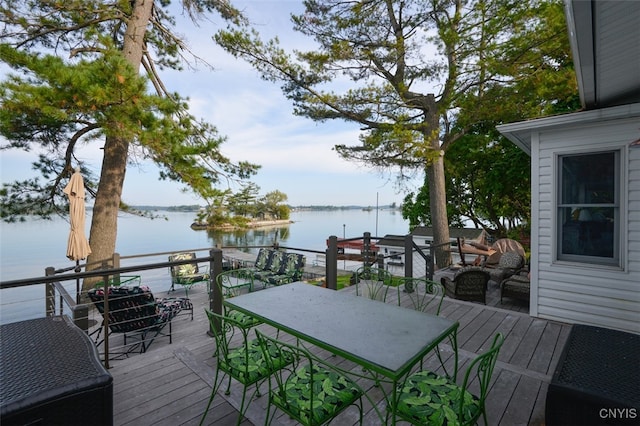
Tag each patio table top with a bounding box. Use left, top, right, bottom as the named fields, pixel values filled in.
left=224, top=282, right=458, bottom=381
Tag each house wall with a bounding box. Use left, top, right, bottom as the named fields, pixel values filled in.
left=531, top=113, right=640, bottom=334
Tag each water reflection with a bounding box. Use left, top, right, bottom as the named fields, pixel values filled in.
left=205, top=226, right=292, bottom=250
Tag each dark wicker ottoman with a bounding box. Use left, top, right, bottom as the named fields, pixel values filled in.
left=1, top=316, right=113, bottom=426
left=546, top=324, right=640, bottom=425
left=500, top=274, right=530, bottom=303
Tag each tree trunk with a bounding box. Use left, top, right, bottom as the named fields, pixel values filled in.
left=425, top=95, right=451, bottom=268
left=83, top=0, right=154, bottom=289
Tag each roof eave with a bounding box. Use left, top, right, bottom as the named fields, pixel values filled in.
left=497, top=103, right=640, bottom=155
left=564, top=0, right=593, bottom=110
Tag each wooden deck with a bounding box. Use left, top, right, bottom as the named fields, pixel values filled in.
left=106, top=281, right=570, bottom=426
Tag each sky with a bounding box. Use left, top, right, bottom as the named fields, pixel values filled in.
left=0, top=1, right=424, bottom=207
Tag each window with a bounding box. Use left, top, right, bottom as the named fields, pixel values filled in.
left=557, top=151, right=620, bottom=265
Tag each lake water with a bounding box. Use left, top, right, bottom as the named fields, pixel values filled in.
left=0, top=208, right=410, bottom=282
left=0, top=208, right=410, bottom=323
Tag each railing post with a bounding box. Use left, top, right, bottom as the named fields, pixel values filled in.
left=404, top=234, right=413, bottom=278
left=73, top=307, right=89, bottom=334
left=209, top=248, right=223, bottom=336
left=112, top=253, right=121, bottom=284
left=361, top=232, right=373, bottom=266
left=45, top=267, right=55, bottom=316
left=429, top=243, right=436, bottom=280
left=101, top=271, right=111, bottom=369
left=326, top=236, right=338, bottom=290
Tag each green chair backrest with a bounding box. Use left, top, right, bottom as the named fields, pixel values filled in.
left=284, top=253, right=305, bottom=279
left=204, top=308, right=240, bottom=361
left=169, top=252, right=198, bottom=278
left=354, top=266, right=393, bottom=301
left=254, top=248, right=271, bottom=270
left=268, top=250, right=286, bottom=273
left=401, top=277, right=445, bottom=314
left=458, top=333, right=505, bottom=419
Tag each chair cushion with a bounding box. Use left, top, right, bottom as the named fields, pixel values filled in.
left=225, top=309, right=262, bottom=329
left=254, top=248, right=271, bottom=270
left=221, top=339, right=291, bottom=385
left=156, top=297, right=191, bottom=321
left=274, top=364, right=362, bottom=425
left=497, top=251, right=524, bottom=269
left=175, top=272, right=209, bottom=284
left=170, top=253, right=197, bottom=273
left=178, top=263, right=196, bottom=275
left=395, top=370, right=480, bottom=425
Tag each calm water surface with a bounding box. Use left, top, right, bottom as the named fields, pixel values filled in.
left=0, top=209, right=409, bottom=323
left=1, top=208, right=409, bottom=281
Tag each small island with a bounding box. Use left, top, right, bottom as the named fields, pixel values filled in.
left=188, top=188, right=293, bottom=230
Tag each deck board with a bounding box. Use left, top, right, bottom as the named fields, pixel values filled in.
left=104, top=281, right=571, bottom=425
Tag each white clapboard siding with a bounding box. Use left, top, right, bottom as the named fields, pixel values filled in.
left=532, top=107, right=640, bottom=334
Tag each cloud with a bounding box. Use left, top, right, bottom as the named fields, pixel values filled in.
left=1, top=1, right=423, bottom=207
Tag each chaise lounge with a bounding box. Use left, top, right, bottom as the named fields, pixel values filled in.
left=88, top=285, right=190, bottom=357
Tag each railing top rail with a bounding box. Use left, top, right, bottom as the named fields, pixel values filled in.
left=1, top=232, right=436, bottom=290
left=0, top=253, right=219, bottom=290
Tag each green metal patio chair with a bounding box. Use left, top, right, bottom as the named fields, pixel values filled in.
left=388, top=333, right=505, bottom=426
left=255, top=329, right=365, bottom=426
left=399, top=277, right=448, bottom=371
left=399, top=277, right=445, bottom=313
left=217, top=248, right=275, bottom=292
left=200, top=309, right=293, bottom=426
left=168, top=252, right=209, bottom=298
left=213, top=272, right=262, bottom=331
left=353, top=266, right=393, bottom=302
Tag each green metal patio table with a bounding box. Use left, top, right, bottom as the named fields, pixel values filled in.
left=223, top=282, right=459, bottom=423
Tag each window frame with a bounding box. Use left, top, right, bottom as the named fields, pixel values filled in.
left=555, top=149, right=622, bottom=267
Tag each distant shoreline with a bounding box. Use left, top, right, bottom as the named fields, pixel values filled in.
left=130, top=205, right=400, bottom=213
left=190, top=219, right=293, bottom=231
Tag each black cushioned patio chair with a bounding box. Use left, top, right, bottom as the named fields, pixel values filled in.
left=501, top=271, right=530, bottom=304
left=488, top=251, right=525, bottom=284
left=88, top=285, right=189, bottom=357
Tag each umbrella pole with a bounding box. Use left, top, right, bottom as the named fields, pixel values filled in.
left=75, top=260, right=80, bottom=304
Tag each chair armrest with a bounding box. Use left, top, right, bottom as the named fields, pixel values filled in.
left=217, top=268, right=255, bottom=294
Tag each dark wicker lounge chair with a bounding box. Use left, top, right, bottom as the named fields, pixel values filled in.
left=440, top=266, right=490, bottom=304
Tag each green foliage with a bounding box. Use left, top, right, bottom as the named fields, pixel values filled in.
left=403, top=130, right=531, bottom=236
left=196, top=187, right=291, bottom=227
left=216, top=0, right=579, bottom=248
left=402, top=0, right=578, bottom=235
left=0, top=1, right=259, bottom=223
left=260, top=190, right=290, bottom=220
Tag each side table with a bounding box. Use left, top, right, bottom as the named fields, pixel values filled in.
left=546, top=324, right=639, bottom=425
left=1, top=316, right=113, bottom=425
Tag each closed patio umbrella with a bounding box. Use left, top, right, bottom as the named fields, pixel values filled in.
left=64, top=168, right=92, bottom=263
